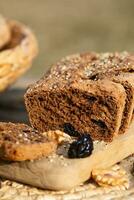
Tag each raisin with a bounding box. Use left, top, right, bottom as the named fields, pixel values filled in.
left=63, top=123, right=80, bottom=137
left=87, top=96, right=97, bottom=102
left=38, top=97, right=44, bottom=101
left=89, top=73, right=99, bottom=80
left=68, top=134, right=93, bottom=158
left=91, top=119, right=107, bottom=129
left=129, top=69, right=134, bottom=73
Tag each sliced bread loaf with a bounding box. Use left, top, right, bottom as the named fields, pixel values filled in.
left=25, top=52, right=134, bottom=142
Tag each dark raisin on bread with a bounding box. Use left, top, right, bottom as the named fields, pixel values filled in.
left=25, top=52, right=134, bottom=142
left=0, top=122, right=57, bottom=161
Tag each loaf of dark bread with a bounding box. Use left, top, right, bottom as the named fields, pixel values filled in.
left=25, top=52, right=134, bottom=142
left=0, top=122, right=57, bottom=161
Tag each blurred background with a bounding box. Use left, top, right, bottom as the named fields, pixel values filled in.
left=0, top=0, right=134, bottom=122
left=1, top=0, right=134, bottom=80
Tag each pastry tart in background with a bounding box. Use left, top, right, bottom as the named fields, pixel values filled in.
left=0, top=15, right=38, bottom=92
left=0, top=15, right=11, bottom=49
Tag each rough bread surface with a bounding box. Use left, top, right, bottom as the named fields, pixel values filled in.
left=0, top=122, right=57, bottom=161
left=25, top=52, right=134, bottom=141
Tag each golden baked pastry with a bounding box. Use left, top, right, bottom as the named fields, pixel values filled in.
left=0, top=18, right=38, bottom=92
left=0, top=15, right=11, bottom=49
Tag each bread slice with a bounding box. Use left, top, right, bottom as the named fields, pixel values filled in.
left=0, top=122, right=57, bottom=161
left=111, top=73, right=134, bottom=134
